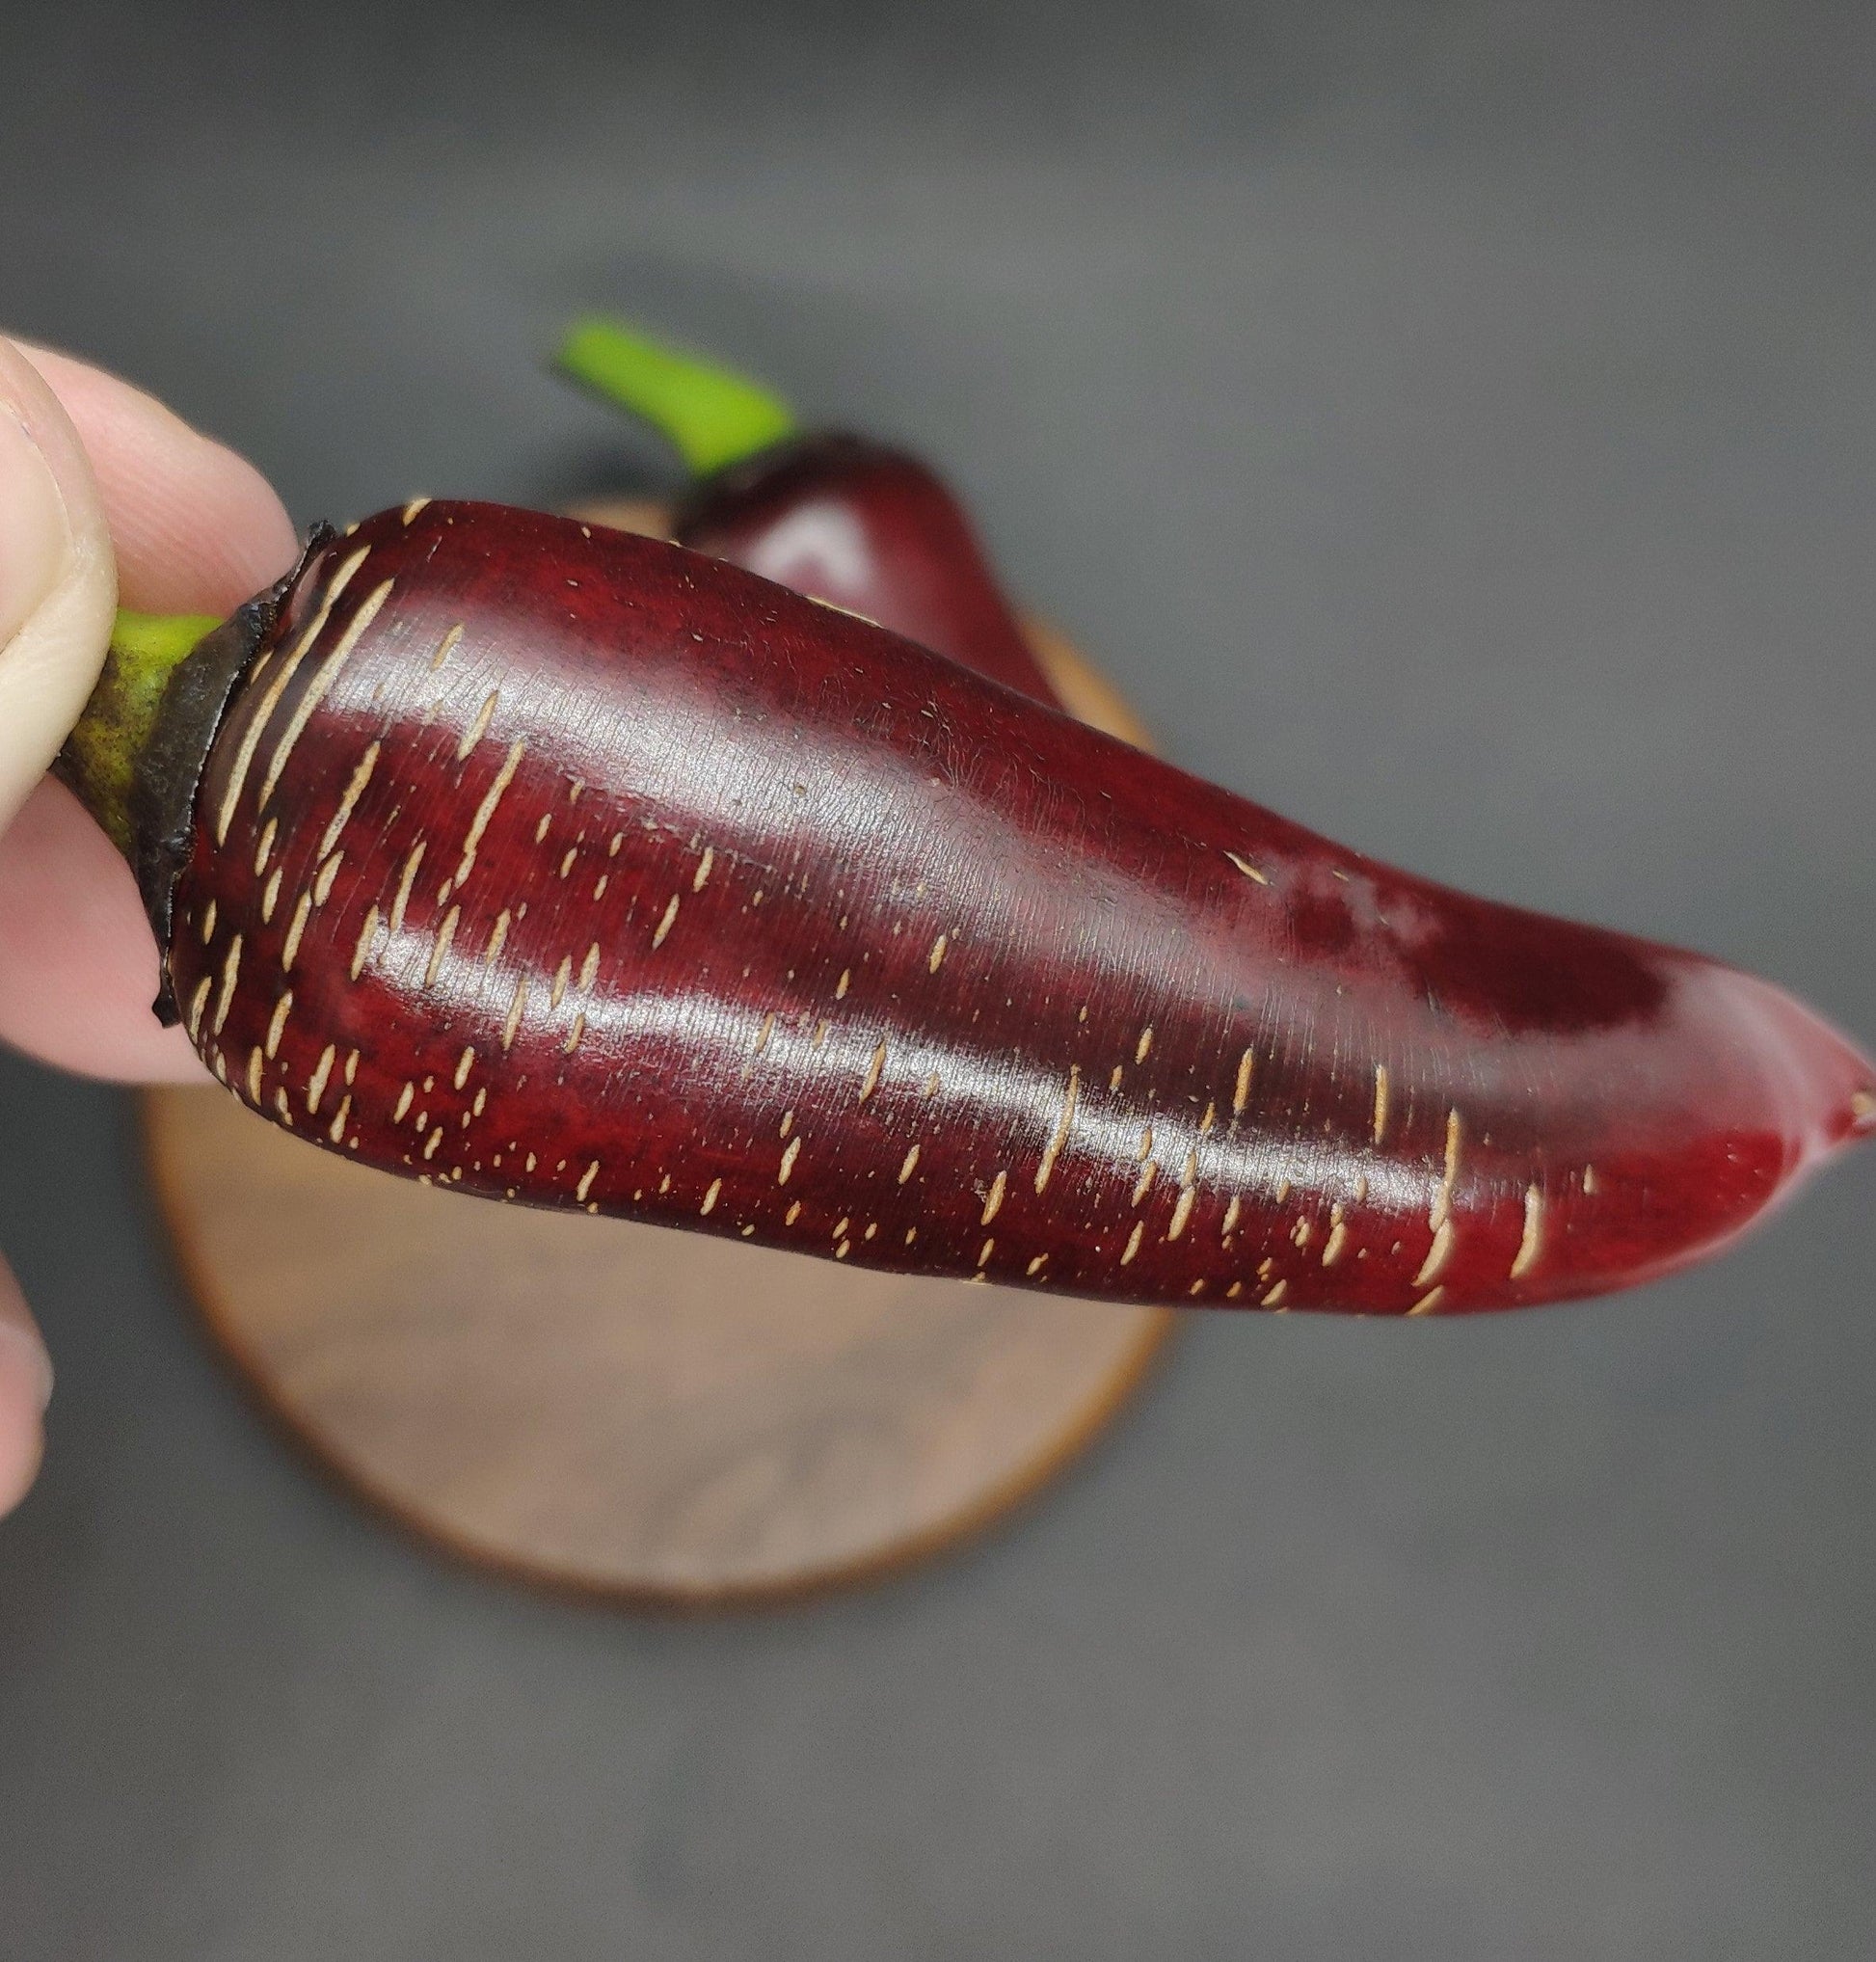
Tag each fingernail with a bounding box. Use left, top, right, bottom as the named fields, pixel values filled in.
left=0, top=390, right=71, bottom=654
left=0, top=337, right=118, bottom=839
left=0, top=1318, right=54, bottom=1413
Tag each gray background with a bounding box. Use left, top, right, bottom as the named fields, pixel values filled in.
left=3, top=2, right=1874, bottom=1954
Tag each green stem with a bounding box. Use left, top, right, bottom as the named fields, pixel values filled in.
left=58, top=609, right=222, bottom=858
left=554, top=316, right=799, bottom=476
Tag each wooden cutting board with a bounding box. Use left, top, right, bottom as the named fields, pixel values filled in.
left=143, top=502, right=1173, bottom=1606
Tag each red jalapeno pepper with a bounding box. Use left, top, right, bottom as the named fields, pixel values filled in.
left=557, top=318, right=1060, bottom=703
left=55, top=497, right=1874, bottom=1316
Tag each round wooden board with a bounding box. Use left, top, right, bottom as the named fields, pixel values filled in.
left=142, top=502, right=1172, bottom=1606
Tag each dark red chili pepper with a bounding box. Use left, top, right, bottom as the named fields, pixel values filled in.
left=56, top=499, right=1875, bottom=1317
left=557, top=319, right=1060, bottom=703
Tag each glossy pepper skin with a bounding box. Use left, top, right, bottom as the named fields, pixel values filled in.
left=669, top=432, right=1060, bottom=705
left=143, top=499, right=1875, bottom=1317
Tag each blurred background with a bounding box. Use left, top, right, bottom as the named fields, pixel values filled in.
left=3, top=1, right=1874, bottom=1954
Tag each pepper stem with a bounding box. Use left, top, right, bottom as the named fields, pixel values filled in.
left=554, top=316, right=799, bottom=476
left=57, top=609, right=223, bottom=858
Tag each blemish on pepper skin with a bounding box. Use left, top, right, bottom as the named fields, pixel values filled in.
left=262, top=579, right=395, bottom=806
left=426, top=624, right=463, bottom=674
left=1136, top=1127, right=1154, bottom=1163
left=578, top=942, right=602, bottom=992
left=347, top=902, right=380, bottom=979
left=327, top=1095, right=352, bottom=1145
left=981, top=1170, right=1007, bottom=1225
left=1228, top=1047, right=1255, bottom=1115
left=423, top=907, right=460, bottom=989
left=1132, top=1162, right=1157, bottom=1206
left=576, top=1161, right=601, bottom=1202
left=1110, top=1065, right=1124, bottom=1091
left=1321, top=1218, right=1349, bottom=1267
left=245, top=1047, right=263, bottom=1102
left=898, top=1144, right=921, bottom=1183
left=260, top=867, right=283, bottom=924
left=312, top=852, right=343, bottom=906
left=1120, top=1221, right=1144, bottom=1266
left=265, top=992, right=293, bottom=1060
left=779, top=1136, right=802, bottom=1183
left=1136, top=1026, right=1154, bottom=1064
left=214, top=546, right=372, bottom=841
left=786, top=1200, right=803, bottom=1225
left=1372, top=1064, right=1390, bottom=1146
left=275, top=890, right=311, bottom=970
left=1220, top=1195, right=1241, bottom=1238
left=318, top=740, right=381, bottom=860
left=1035, top=1066, right=1080, bottom=1193
left=928, top=933, right=949, bottom=973
left=1224, top=850, right=1269, bottom=885
left=199, top=900, right=217, bottom=945
left=1408, top=1286, right=1445, bottom=1316
left=652, top=893, right=682, bottom=948
left=692, top=846, right=714, bottom=892
left=1583, top=1165, right=1599, bottom=1196
left=1412, top=1216, right=1460, bottom=1295
left=1430, top=1108, right=1462, bottom=1229
left=859, top=1040, right=888, bottom=1103
left=393, top=1083, right=414, bottom=1122
left=978, top=1237, right=995, bottom=1267
left=306, top=1044, right=336, bottom=1115
left=389, top=841, right=427, bottom=935
left=701, top=1178, right=722, bottom=1216
left=254, top=817, right=279, bottom=876
left=1510, top=1185, right=1544, bottom=1279
left=1027, top=1253, right=1049, bottom=1277
left=453, top=1047, right=475, bottom=1089
left=453, top=739, right=526, bottom=886
left=1167, top=1185, right=1196, bottom=1241
left=455, top=688, right=500, bottom=762
left=481, top=909, right=512, bottom=971
left=1262, top=1279, right=1287, bottom=1306
left=211, top=934, right=243, bottom=1035
left=836, top=968, right=851, bottom=999
left=402, top=497, right=430, bottom=526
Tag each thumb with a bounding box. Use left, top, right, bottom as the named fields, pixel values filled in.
left=0, top=335, right=118, bottom=839
left=0, top=336, right=110, bottom=1515
left=0, top=1252, right=51, bottom=1518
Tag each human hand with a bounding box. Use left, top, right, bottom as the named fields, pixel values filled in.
left=0, top=337, right=296, bottom=1516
